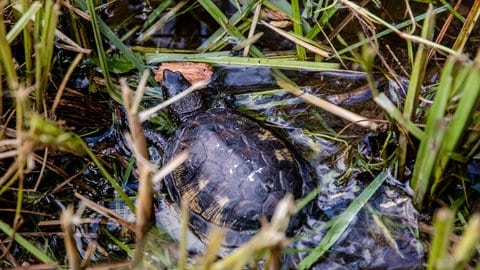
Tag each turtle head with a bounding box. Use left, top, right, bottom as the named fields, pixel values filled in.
left=161, top=69, right=204, bottom=123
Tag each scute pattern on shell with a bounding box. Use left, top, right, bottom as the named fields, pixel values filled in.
left=164, top=108, right=307, bottom=235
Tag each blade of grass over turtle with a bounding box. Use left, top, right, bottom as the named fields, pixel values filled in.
left=146, top=54, right=340, bottom=71
left=298, top=170, right=389, bottom=270
left=139, top=80, right=210, bottom=122
left=451, top=0, right=480, bottom=52
left=427, top=208, right=455, bottom=270
left=291, top=0, right=306, bottom=60
left=0, top=219, right=55, bottom=264
left=151, top=151, right=189, bottom=185
left=295, top=185, right=323, bottom=213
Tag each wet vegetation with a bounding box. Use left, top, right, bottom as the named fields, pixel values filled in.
left=1, top=0, right=480, bottom=269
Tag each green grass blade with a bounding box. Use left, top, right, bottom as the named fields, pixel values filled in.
left=291, top=0, right=306, bottom=60
left=197, top=0, right=258, bottom=51
left=434, top=56, right=480, bottom=180
left=398, top=5, right=435, bottom=179
left=452, top=214, right=480, bottom=269
left=373, top=94, right=425, bottom=140
left=411, top=57, right=456, bottom=208
left=35, top=0, right=59, bottom=111
left=137, top=1, right=188, bottom=44
left=197, top=0, right=235, bottom=34
left=403, top=5, right=435, bottom=121
left=85, top=0, right=115, bottom=96
left=0, top=219, right=55, bottom=264
left=146, top=53, right=340, bottom=71
left=197, top=0, right=275, bottom=62
left=141, top=0, right=175, bottom=31
left=439, top=0, right=465, bottom=22
left=451, top=0, right=480, bottom=52
left=0, top=4, right=19, bottom=90
left=6, top=2, right=42, bottom=43
left=298, top=170, right=389, bottom=270
left=427, top=208, right=455, bottom=270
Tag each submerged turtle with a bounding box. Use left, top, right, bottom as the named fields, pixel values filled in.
left=159, top=69, right=316, bottom=248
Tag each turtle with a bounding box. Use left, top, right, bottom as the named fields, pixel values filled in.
left=159, top=69, right=317, bottom=249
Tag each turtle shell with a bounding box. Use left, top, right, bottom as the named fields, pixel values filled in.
left=164, top=107, right=314, bottom=247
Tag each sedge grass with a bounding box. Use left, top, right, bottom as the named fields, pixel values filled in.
left=291, top=0, right=306, bottom=60
left=427, top=209, right=480, bottom=270
left=451, top=0, right=480, bottom=52
left=410, top=54, right=480, bottom=209
left=398, top=4, right=436, bottom=179
left=34, top=0, right=59, bottom=112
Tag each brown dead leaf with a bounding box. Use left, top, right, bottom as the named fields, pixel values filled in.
left=155, top=62, right=213, bottom=84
